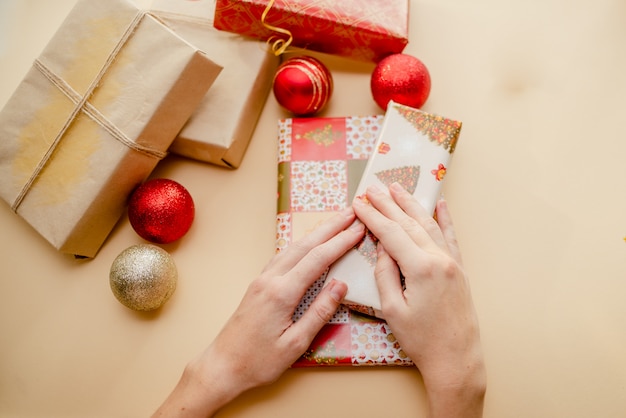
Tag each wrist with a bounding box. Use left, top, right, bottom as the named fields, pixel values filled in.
left=152, top=349, right=248, bottom=418
left=422, top=356, right=486, bottom=418
left=185, top=347, right=249, bottom=413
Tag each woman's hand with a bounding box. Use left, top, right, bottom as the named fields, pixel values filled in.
left=153, top=208, right=365, bottom=417
left=353, top=183, right=486, bottom=418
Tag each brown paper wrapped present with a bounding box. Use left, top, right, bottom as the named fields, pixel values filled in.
left=0, top=0, right=222, bottom=258
left=150, top=0, right=279, bottom=168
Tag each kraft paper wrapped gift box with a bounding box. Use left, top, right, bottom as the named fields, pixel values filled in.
left=213, top=0, right=409, bottom=62
left=325, top=101, right=462, bottom=318
left=0, top=0, right=222, bottom=258
left=148, top=0, right=279, bottom=168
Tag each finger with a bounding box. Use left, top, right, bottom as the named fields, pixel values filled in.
left=373, top=243, right=405, bottom=314
left=282, top=221, right=365, bottom=300
left=388, top=182, right=447, bottom=249
left=285, top=279, right=347, bottom=351
left=364, top=185, right=442, bottom=252
left=435, top=199, right=464, bottom=265
left=266, top=207, right=357, bottom=275
left=353, top=196, right=425, bottom=275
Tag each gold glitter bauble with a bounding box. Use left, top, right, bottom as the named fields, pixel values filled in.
left=109, top=244, right=177, bottom=311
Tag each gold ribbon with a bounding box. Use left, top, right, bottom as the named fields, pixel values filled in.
left=261, top=0, right=293, bottom=56
left=11, top=11, right=167, bottom=213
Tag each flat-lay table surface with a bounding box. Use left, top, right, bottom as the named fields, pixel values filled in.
left=1, top=0, right=625, bottom=416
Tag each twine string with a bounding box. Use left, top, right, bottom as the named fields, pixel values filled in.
left=12, top=11, right=166, bottom=212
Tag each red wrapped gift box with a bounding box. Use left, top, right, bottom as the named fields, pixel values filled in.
left=214, top=0, right=409, bottom=62
left=276, top=115, right=414, bottom=367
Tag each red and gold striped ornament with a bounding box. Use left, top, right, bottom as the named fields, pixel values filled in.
left=272, top=56, right=333, bottom=116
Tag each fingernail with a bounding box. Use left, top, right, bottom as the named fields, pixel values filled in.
left=367, top=184, right=383, bottom=195
left=352, top=194, right=368, bottom=206
left=327, top=279, right=347, bottom=302
left=349, top=219, right=364, bottom=232
left=339, top=206, right=353, bottom=216
left=390, top=182, right=405, bottom=193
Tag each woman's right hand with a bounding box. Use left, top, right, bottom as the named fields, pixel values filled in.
left=353, top=183, right=486, bottom=418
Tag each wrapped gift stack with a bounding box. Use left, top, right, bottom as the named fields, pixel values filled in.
left=0, top=0, right=222, bottom=258
left=150, top=0, right=280, bottom=168
left=0, top=0, right=464, bottom=367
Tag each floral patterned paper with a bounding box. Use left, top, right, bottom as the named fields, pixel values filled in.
left=276, top=115, right=413, bottom=367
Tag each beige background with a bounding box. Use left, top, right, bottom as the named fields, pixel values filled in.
left=1, top=0, right=625, bottom=417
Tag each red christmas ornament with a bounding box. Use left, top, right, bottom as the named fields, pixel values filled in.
left=273, top=56, right=333, bottom=116
left=128, top=178, right=195, bottom=244
left=370, top=53, right=431, bottom=111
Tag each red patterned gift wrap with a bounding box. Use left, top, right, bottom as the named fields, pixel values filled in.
left=276, top=115, right=413, bottom=367
left=214, top=0, right=409, bottom=62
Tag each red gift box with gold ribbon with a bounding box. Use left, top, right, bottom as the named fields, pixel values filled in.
left=213, top=0, right=409, bottom=62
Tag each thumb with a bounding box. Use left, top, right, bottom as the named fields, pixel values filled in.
left=293, top=279, right=347, bottom=341
left=374, top=243, right=405, bottom=311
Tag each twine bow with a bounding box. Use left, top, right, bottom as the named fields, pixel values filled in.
left=12, top=11, right=167, bottom=213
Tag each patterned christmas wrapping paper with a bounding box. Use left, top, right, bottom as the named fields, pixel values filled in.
left=214, top=0, right=409, bottom=62
left=325, top=101, right=462, bottom=318
left=0, top=0, right=222, bottom=258
left=149, top=0, right=279, bottom=168
left=277, top=115, right=413, bottom=366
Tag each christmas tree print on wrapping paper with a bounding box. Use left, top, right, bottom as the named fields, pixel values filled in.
left=395, top=104, right=461, bottom=153
left=356, top=165, right=421, bottom=266
left=356, top=231, right=379, bottom=267
left=375, top=165, right=420, bottom=194
left=300, top=123, right=341, bottom=147
left=302, top=339, right=349, bottom=365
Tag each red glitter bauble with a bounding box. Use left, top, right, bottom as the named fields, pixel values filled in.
left=273, top=56, right=333, bottom=116
left=370, top=53, right=431, bottom=111
left=128, top=178, right=195, bottom=244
